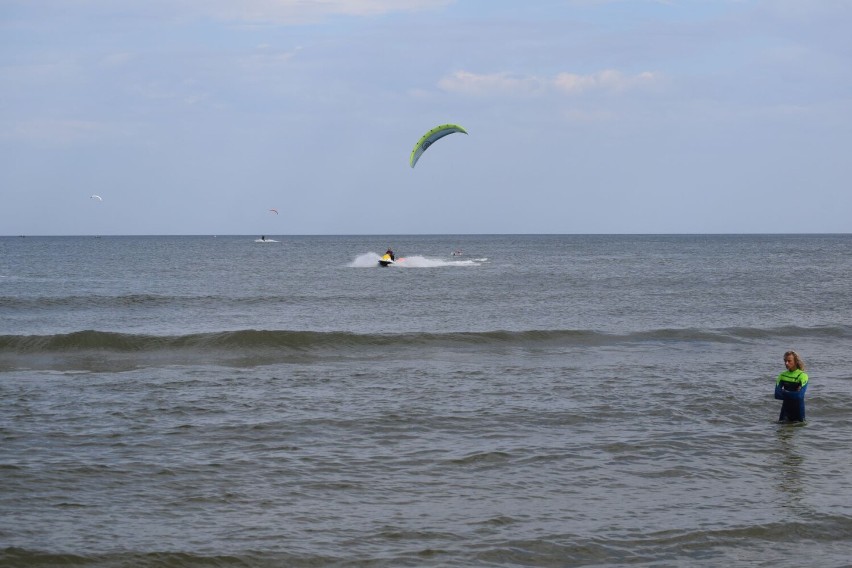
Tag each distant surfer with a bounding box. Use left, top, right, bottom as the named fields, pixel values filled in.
left=775, top=350, right=808, bottom=422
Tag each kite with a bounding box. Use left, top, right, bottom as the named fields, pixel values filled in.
left=409, top=124, right=468, bottom=168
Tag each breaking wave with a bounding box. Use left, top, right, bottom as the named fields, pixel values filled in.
left=1, top=325, right=848, bottom=372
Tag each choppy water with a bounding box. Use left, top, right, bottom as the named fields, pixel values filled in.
left=1, top=234, right=851, bottom=567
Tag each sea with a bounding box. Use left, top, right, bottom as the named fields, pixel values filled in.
left=1, top=234, right=850, bottom=568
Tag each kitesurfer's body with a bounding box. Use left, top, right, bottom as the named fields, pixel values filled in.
left=775, top=351, right=808, bottom=422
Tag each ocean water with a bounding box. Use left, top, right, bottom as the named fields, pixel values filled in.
left=1, top=234, right=850, bottom=567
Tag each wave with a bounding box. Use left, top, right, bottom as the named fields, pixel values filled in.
left=0, top=548, right=335, bottom=568
left=2, top=325, right=849, bottom=353
left=5, top=514, right=852, bottom=567
left=0, top=294, right=309, bottom=310
left=1, top=325, right=848, bottom=372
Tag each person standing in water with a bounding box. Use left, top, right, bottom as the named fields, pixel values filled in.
left=775, top=350, right=809, bottom=422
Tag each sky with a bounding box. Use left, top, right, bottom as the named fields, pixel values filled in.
left=1, top=0, right=850, bottom=235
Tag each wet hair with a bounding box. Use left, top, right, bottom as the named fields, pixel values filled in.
left=784, top=350, right=805, bottom=371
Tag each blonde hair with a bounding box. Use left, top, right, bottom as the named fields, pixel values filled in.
left=784, top=350, right=805, bottom=371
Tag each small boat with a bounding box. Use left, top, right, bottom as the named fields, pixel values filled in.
left=378, top=254, right=394, bottom=267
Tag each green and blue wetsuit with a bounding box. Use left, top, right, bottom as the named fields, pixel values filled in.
left=775, top=369, right=808, bottom=422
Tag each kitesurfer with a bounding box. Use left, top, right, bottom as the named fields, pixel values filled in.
left=775, top=350, right=808, bottom=422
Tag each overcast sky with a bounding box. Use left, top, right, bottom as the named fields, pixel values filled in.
left=2, top=0, right=850, bottom=235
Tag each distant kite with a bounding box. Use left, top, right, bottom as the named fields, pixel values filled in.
left=269, top=208, right=278, bottom=214
left=90, top=194, right=103, bottom=201
left=409, top=123, right=468, bottom=168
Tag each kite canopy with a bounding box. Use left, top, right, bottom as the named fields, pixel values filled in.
left=409, top=124, right=468, bottom=168
left=269, top=208, right=278, bottom=214
left=90, top=195, right=103, bottom=201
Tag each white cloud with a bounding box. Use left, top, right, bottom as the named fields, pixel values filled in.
left=1, top=0, right=454, bottom=26
left=193, top=0, right=454, bottom=24
left=437, top=71, right=545, bottom=96
left=553, top=70, right=659, bottom=94
left=438, top=69, right=662, bottom=97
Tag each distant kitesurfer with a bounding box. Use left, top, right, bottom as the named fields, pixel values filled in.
left=775, top=350, right=808, bottom=422
left=261, top=236, right=266, bottom=241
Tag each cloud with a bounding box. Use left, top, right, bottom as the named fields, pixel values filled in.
left=437, top=71, right=545, bottom=97
left=438, top=69, right=662, bottom=97
left=1, top=0, right=455, bottom=26
left=193, top=0, right=455, bottom=24
left=553, top=70, right=659, bottom=95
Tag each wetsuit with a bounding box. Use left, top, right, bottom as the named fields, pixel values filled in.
left=775, top=369, right=808, bottom=422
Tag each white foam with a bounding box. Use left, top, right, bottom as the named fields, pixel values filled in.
left=349, top=252, right=382, bottom=267
left=349, top=253, right=487, bottom=268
